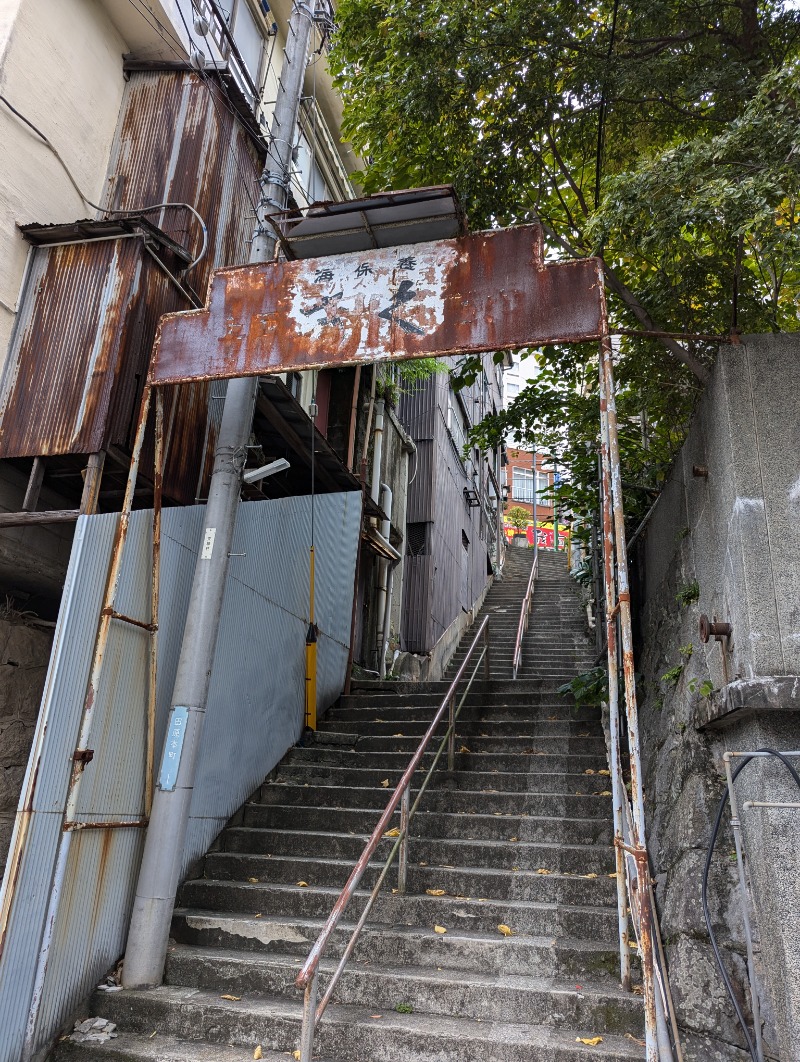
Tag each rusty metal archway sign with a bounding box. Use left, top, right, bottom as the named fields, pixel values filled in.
left=148, top=225, right=605, bottom=383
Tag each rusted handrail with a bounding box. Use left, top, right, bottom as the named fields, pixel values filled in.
left=294, top=615, right=491, bottom=1061
left=512, top=549, right=538, bottom=679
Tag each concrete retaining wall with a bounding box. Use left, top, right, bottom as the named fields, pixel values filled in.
left=632, top=335, right=800, bottom=1061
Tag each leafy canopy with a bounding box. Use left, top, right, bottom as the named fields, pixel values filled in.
left=329, top=1, right=800, bottom=527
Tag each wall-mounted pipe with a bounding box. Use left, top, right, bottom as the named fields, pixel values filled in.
left=370, top=400, right=385, bottom=506
left=376, top=482, right=392, bottom=675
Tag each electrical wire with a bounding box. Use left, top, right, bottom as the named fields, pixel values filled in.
left=702, top=749, right=800, bottom=1062
left=0, top=93, right=208, bottom=271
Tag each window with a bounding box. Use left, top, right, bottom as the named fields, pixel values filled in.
left=406, top=523, right=429, bottom=557
left=512, top=466, right=534, bottom=503
left=446, top=390, right=467, bottom=459
left=513, top=466, right=550, bottom=504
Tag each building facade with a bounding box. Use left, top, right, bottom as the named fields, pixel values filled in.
left=504, top=446, right=569, bottom=550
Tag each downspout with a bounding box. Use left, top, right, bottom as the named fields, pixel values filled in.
left=376, top=482, right=392, bottom=676
left=370, top=399, right=385, bottom=504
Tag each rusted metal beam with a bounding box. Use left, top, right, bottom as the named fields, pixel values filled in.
left=0, top=509, right=80, bottom=528
left=150, top=226, right=605, bottom=384
left=22, top=457, right=45, bottom=512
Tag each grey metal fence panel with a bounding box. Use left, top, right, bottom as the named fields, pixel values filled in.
left=0, top=492, right=360, bottom=1062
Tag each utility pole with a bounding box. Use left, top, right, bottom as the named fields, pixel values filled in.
left=123, top=0, right=319, bottom=988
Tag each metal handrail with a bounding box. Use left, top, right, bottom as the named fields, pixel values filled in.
left=511, top=549, right=538, bottom=679
left=294, top=616, right=491, bottom=1061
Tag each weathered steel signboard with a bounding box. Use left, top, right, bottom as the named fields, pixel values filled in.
left=150, top=224, right=604, bottom=384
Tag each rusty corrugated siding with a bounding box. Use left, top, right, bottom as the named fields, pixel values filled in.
left=0, top=238, right=183, bottom=459
left=0, top=71, right=264, bottom=503
left=107, top=72, right=261, bottom=297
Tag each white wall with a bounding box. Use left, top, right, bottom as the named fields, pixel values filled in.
left=0, top=0, right=130, bottom=370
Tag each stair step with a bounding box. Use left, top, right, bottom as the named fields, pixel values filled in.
left=171, top=910, right=628, bottom=980
left=253, top=785, right=613, bottom=817
left=163, top=944, right=644, bottom=1034
left=247, top=804, right=614, bottom=845
left=218, top=827, right=616, bottom=874
left=178, top=881, right=622, bottom=939
left=82, top=986, right=644, bottom=1062
left=54, top=1034, right=301, bottom=1062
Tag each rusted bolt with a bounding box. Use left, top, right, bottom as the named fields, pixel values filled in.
left=699, top=615, right=732, bottom=643
left=72, top=748, right=94, bottom=765
left=692, top=465, right=709, bottom=478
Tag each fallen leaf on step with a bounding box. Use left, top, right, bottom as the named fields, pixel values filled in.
left=254, top=913, right=262, bottom=918
left=509, top=836, right=519, bottom=843
left=598, top=791, right=612, bottom=797
left=370, top=1014, right=382, bottom=1019
left=625, top=1033, right=646, bottom=1046
left=459, top=746, right=471, bottom=754
left=391, top=888, right=399, bottom=894
left=608, top=873, right=618, bottom=879
left=384, top=827, right=401, bottom=837
left=380, top=779, right=390, bottom=787
left=426, top=889, right=446, bottom=896
left=220, top=994, right=241, bottom=1001
left=536, top=868, right=550, bottom=875
left=497, top=924, right=513, bottom=937
left=248, top=877, right=259, bottom=884
left=598, top=769, right=611, bottom=776
left=548, top=715, right=558, bottom=721
left=392, top=733, right=404, bottom=737
left=419, top=861, right=428, bottom=866
left=253, top=1046, right=263, bottom=1059
left=631, top=985, right=643, bottom=996
left=628, top=940, right=639, bottom=949
left=584, top=769, right=596, bottom=775
left=512, top=866, right=520, bottom=872
left=374, top=719, right=385, bottom=723
left=292, top=1051, right=302, bottom=1060
left=584, top=873, right=598, bottom=879
left=296, top=881, right=309, bottom=888
left=434, top=925, right=447, bottom=934
left=576, top=1036, right=603, bottom=1046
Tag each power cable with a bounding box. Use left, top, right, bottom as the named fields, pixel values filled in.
left=0, top=93, right=208, bottom=271
left=702, top=748, right=800, bottom=1062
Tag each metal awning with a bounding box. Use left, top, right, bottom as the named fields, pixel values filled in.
left=19, top=217, right=193, bottom=265
left=271, top=185, right=468, bottom=260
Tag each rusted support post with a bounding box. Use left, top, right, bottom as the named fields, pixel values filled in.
left=598, top=356, right=632, bottom=993
left=298, top=972, right=318, bottom=1062
left=147, top=388, right=164, bottom=816
left=398, top=787, right=410, bottom=894
left=598, top=330, right=657, bottom=1060
left=20, top=384, right=152, bottom=1062
left=79, top=451, right=106, bottom=515
left=22, top=457, right=44, bottom=512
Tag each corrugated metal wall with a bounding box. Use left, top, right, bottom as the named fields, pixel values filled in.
left=399, top=359, right=501, bottom=653
left=0, top=492, right=360, bottom=1062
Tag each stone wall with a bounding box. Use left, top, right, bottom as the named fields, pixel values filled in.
left=0, top=612, right=52, bottom=877
left=632, top=335, right=800, bottom=1062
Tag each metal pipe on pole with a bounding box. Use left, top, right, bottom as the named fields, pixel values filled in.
left=123, top=0, right=318, bottom=989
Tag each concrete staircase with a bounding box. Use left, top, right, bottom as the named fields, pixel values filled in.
left=58, top=548, right=643, bottom=1062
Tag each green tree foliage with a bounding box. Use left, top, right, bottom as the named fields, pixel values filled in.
left=507, top=505, right=531, bottom=532
left=330, top=0, right=800, bottom=529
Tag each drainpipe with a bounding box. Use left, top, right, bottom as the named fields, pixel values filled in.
left=376, top=483, right=392, bottom=677
left=370, top=399, right=385, bottom=505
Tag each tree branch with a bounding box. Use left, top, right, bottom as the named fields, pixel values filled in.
left=539, top=221, right=712, bottom=384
